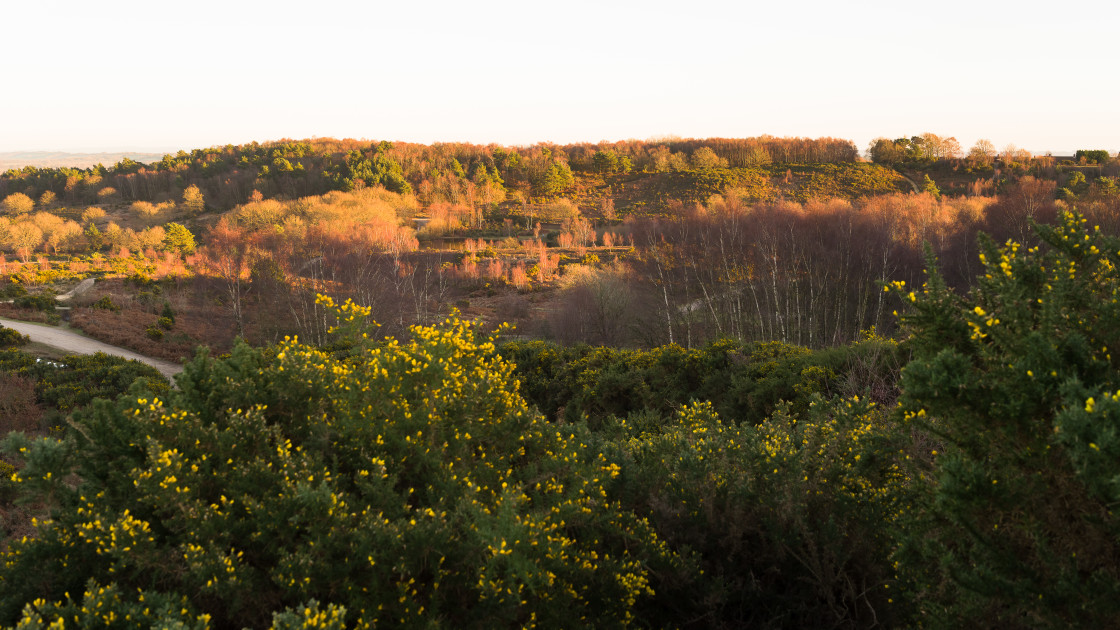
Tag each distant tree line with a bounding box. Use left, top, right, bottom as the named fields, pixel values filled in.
left=0, top=136, right=863, bottom=214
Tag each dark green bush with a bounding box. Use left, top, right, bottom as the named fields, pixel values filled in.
left=0, top=326, right=29, bottom=349
left=0, top=348, right=169, bottom=414
left=91, top=295, right=120, bottom=312
left=125, top=272, right=154, bottom=287
left=7, top=581, right=212, bottom=628
left=0, top=283, right=26, bottom=299
left=604, top=397, right=910, bottom=628
left=501, top=335, right=904, bottom=426
left=13, top=294, right=56, bottom=312
left=892, top=211, right=1120, bottom=627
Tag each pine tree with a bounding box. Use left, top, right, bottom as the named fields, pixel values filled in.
left=921, top=174, right=940, bottom=198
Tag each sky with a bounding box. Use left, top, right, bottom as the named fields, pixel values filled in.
left=3, top=0, right=1118, bottom=157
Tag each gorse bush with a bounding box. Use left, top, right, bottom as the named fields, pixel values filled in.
left=8, top=582, right=213, bottom=629
left=0, top=325, right=29, bottom=349
left=502, top=333, right=912, bottom=628
left=892, top=210, right=1120, bottom=627
left=12, top=293, right=55, bottom=312
left=1, top=253, right=167, bottom=287
left=1, top=303, right=673, bottom=628
left=604, top=396, right=909, bottom=628
left=501, top=335, right=905, bottom=426
left=0, top=349, right=169, bottom=416
left=91, top=295, right=120, bottom=312
left=0, top=283, right=26, bottom=299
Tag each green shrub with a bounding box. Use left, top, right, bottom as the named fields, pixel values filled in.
left=0, top=348, right=169, bottom=414
left=501, top=336, right=904, bottom=426
left=0, top=305, right=673, bottom=628
left=12, top=294, right=55, bottom=312
left=157, top=316, right=174, bottom=330
left=6, top=581, right=211, bottom=629
left=0, top=283, right=26, bottom=299
left=163, top=222, right=197, bottom=255
left=91, top=295, right=120, bottom=312
left=606, top=397, right=909, bottom=627
left=126, top=272, right=153, bottom=287
left=136, top=287, right=162, bottom=306
left=892, top=211, right=1120, bottom=626
left=0, top=459, right=16, bottom=504
left=0, top=326, right=29, bottom=349
left=145, top=325, right=164, bottom=340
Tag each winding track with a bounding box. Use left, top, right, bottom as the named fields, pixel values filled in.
left=0, top=316, right=183, bottom=380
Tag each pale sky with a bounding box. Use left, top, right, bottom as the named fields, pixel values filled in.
left=3, top=0, right=1118, bottom=156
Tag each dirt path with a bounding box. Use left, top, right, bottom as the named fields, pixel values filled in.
left=0, top=317, right=183, bottom=380
left=897, top=169, right=920, bottom=193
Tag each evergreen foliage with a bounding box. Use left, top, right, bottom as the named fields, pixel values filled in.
left=1074, top=149, right=1111, bottom=164
left=0, top=325, right=29, bottom=349
left=0, top=348, right=169, bottom=415
left=501, top=336, right=904, bottom=426
left=892, top=211, right=1120, bottom=626
left=163, top=222, right=197, bottom=254
left=0, top=303, right=672, bottom=628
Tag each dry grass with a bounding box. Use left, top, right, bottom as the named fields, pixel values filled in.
left=0, top=304, right=53, bottom=323
left=0, top=372, right=48, bottom=555
left=0, top=373, right=42, bottom=434
left=0, top=489, right=42, bottom=554
left=68, top=279, right=238, bottom=362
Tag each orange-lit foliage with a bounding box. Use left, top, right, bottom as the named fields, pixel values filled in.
left=860, top=192, right=993, bottom=251
left=617, top=190, right=1012, bottom=347
left=510, top=262, right=530, bottom=290
left=422, top=201, right=472, bottom=235
left=982, top=176, right=1059, bottom=244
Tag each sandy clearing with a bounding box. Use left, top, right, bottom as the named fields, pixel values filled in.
left=0, top=316, right=183, bottom=380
